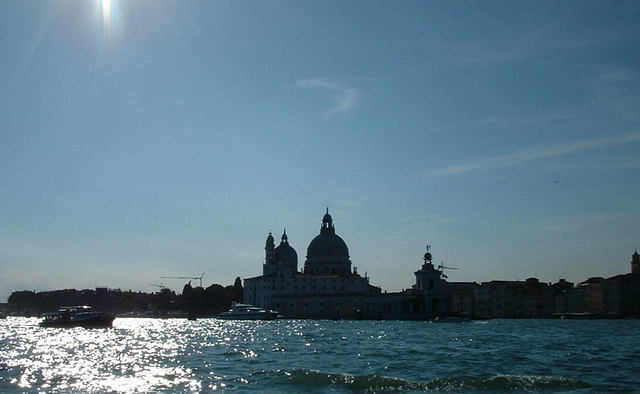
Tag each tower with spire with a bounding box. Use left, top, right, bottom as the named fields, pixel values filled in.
left=263, top=229, right=298, bottom=277
left=632, top=248, right=639, bottom=275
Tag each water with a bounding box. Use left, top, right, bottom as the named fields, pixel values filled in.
left=1, top=317, right=639, bottom=393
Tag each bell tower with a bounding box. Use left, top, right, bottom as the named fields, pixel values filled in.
left=632, top=248, right=639, bottom=275
left=414, top=245, right=444, bottom=292
left=263, top=232, right=276, bottom=275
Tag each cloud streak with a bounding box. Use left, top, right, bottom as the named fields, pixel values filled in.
left=296, top=78, right=360, bottom=115
left=400, top=214, right=460, bottom=227
left=430, top=132, right=640, bottom=176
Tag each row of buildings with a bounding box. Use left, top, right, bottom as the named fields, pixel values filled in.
left=244, top=209, right=640, bottom=319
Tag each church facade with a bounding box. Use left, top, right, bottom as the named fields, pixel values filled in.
left=243, top=209, right=454, bottom=319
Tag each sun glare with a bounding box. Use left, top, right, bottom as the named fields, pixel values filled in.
left=102, top=0, right=112, bottom=28
left=96, top=0, right=121, bottom=51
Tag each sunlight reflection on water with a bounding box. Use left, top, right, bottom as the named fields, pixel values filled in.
left=2, top=317, right=639, bottom=392
left=2, top=318, right=214, bottom=392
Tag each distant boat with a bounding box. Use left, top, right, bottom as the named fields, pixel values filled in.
left=39, top=306, right=115, bottom=328
left=431, top=315, right=471, bottom=323
left=217, top=303, right=279, bottom=320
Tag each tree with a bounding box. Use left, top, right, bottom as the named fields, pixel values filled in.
left=204, top=284, right=227, bottom=311
left=158, top=288, right=173, bottom=316
left=180, top=282, right=194, bottom=310
left=233, top=277, right=244, bottom=303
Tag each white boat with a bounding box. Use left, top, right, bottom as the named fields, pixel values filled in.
left=217, top=303, right=278, bottom=320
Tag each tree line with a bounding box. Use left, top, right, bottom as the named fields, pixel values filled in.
left=6, top=277, right=244, bottom=317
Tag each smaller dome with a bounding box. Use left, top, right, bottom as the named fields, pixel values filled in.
left=275, top=243, right=298, bottom=264
left=274, top=230, right=298, bottom=266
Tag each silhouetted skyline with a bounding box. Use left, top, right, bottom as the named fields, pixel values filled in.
left=1, top=1, right=639, bottom=301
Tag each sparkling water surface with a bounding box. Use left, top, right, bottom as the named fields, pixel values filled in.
left=1, top=317, right=639, bottom=392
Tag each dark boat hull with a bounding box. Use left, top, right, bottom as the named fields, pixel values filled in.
left=40, top=308, right=115, bottom=328
left=39, top=316, right=115, bottom=328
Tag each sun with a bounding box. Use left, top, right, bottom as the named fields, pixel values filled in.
left=97, top=0, right=120, bottom=50
left=101, top=0, right=112, bottom=28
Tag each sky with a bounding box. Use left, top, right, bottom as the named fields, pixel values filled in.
left=1, top=1, right=639, bottom=302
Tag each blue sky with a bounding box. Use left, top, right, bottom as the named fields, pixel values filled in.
left=1, top=1, right=639, bottom=301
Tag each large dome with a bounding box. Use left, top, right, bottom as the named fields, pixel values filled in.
left=304, top=209, right=351, bottom=277
left=307, top=232, right=349, bottom=259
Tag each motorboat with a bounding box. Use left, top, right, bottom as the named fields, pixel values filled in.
left=431, top=315, right=471, bottom=323
left=39, top=306, right=115, bottom=328
left=217, top=303, right=278, bottom=320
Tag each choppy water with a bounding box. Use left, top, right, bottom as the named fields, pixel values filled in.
left=1, top=317, right=639, bottom=393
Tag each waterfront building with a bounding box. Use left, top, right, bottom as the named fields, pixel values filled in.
left=577, top=277, right=604, bottom=314
left=472, top=279, right=553, bottom=319
left=243, top=209, right=381, bottom=319
left=603, top=273, right=640, bottom=317
left=244, top=210, right=464, bottom=320
left=449, top=282, right=479, bottom=316
left=603, top=249, right=640, bottom=317
left=400, top=248, right=454, bottom=318
left=244, top=210, right=639, bottom=319
left=550, top=279, right=574, bottom=315
left=568, top=285, right=589, bottom=315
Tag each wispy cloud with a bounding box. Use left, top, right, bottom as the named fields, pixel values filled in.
left=296, top=79, right=339, bottom=89
left=401, top=10, right=633, bottom=74
left=423, top=112, right=580, bottom=133
left=400, top=214, right=460, bottom=227
left=333, top=199, right=360, bottom=207
left=430, top=132, right=640, bottom=177
left=589, top=65, right=640, bottom=123
left=545, top=213, right=627, bottom=232
left=296, top=78, right=360, bottom=115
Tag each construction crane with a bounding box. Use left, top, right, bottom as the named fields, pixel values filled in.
left=437, top=262, right=458, bottom=279
left=148, top=283, right=166, bottom=291
left=161, top=273, right=205, bottom=288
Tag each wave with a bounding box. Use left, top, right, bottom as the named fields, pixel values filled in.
left=429, top=375, right=592, bottom=392
left=248, top=369, right=592, bottom=392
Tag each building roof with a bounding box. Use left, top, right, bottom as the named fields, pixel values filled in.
left=274, top=230, right=298, bottom=265
left=306, top=209, right=350, bottom=261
